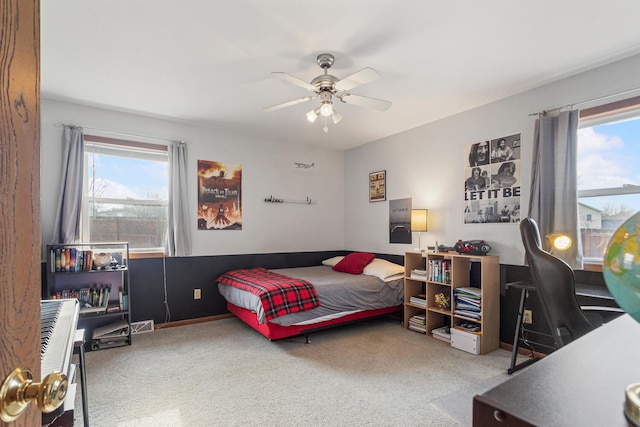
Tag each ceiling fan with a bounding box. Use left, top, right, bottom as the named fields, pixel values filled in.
left=264, top=53, right=391, bottom=131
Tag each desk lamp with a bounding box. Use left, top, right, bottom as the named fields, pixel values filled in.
left=411, top=209, right=428, bottom=252
left=547, top=233, right=572, bottom=252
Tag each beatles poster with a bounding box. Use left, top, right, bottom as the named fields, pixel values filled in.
left=197, top=160, right=242, bottom=230
left=463, top=134, right=521, bottom=224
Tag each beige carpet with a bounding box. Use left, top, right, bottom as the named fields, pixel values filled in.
left=73, top=316, right=520, bottom=427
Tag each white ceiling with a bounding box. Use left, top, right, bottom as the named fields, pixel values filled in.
left=41, top=1, right=640, bottom=151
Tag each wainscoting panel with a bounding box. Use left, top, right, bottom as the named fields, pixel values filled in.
left=41, top=253, right=611, bottom=349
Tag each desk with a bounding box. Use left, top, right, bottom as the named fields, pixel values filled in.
left=506, top=281, right=540, bottom=374
left=506, top=280, right=617, bottom=374
left=473, top=314, right=640, bottom=426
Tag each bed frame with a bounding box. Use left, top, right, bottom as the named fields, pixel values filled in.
left=227, top=301, right=402, bottom=341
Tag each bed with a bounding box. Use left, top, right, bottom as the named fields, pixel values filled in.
left=216, top=253, right=405, bottom=340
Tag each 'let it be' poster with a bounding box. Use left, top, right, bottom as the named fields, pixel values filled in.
left=463, top=134, right=521, bottom=224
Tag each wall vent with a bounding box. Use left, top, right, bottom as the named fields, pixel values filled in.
left=131, top=320, right=154, bottom=334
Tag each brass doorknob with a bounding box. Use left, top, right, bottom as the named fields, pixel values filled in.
left=0, top=367, right=68, bottom=422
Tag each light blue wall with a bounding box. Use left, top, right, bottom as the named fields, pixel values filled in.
left=344, top=54, right=640, bottom=266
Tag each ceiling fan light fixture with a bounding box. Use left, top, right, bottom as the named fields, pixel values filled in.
left=265, top=53, right=391, bottom=131
left=306, top=108, right=319, bottom=123
left=320, top=102, right=333, bottom=117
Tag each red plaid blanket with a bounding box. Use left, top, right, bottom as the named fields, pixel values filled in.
left=217, top=267, right=320, bottom=321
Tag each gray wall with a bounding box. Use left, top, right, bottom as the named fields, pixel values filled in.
left=40, top=99, right=345, bottom=259
left=344, top=53, right=640, bottom=266
left=41, top=53, right=640, bottom=267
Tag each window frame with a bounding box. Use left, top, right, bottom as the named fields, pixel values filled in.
left=82, top=134, right=169, bottom=256
left=577, top=95, right=640, bottom=269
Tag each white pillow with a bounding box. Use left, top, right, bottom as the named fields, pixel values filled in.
left=363, top=258, right=405, bottom=281
left=381, top=273, right=405, bottom=282
left=321, top=256, right=345, bottom=267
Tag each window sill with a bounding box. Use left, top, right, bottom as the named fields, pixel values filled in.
left=129, top=251, right=165, bottom=259
left=582, top=262, right=603, bottom=273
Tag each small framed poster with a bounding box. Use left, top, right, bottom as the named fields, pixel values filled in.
left=369, top=170, right=386, bottom=202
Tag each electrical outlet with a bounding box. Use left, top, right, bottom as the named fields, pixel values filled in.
left=523, top=309, right=533, bottom=324
left=194, top=288, right=201, bottom=300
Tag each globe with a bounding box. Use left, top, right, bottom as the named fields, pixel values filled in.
left=603, top=211, right=640, bottom=322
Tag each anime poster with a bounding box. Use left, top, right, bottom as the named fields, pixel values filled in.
left=463, top=134, right=521, bottom=224
left=389, top=198, right=412, bottom=243
left=197, top=160, right=242, bottom=230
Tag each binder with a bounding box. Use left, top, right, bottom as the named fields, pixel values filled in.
left=92, top=320, right=129, bottom=340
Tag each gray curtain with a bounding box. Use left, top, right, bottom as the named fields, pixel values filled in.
left=51, top=126, right=85, bottom=244
left=528, top=109, right=583, bottom=268
left=167, top=141, right=191, bottom=256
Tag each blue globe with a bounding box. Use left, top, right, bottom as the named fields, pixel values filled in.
left=603, top=212, right=640, bottom=322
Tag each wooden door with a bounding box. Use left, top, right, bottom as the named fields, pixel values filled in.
left=0, top=0, right=41, bottom=426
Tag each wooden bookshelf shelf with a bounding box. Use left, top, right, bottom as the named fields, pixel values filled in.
left=404, top=251, right=500, bottom=355
left=46, top=242, right=132, bottom=352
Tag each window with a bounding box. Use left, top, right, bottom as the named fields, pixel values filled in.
left=83, top=135, right=169, bottom=252
left=577, top=96, right=640, bottom=262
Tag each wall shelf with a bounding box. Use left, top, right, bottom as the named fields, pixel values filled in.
left=264, top=195, right=316, bottom=205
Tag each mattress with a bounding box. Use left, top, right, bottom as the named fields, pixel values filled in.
left=217, top=265, right=404, bottom=326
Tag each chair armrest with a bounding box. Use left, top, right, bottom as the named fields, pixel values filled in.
left=580, top=306, right=625, bottom=313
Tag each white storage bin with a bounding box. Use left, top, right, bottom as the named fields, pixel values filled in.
left=451, top=327, right=481, bottom=355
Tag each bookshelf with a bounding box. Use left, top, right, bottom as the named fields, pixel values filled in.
left=45, top=242, right=131, bottom=351
left=404, top=251, right=500, bottom=354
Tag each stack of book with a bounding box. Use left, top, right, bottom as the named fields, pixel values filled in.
left=409, top=294, right=426, bottom=307
left=410, top=268, right=427, bottom=280
left=408, top=314, right=426, bottom=333
left=428, top=259, right=451, bottom=283
left=455, top=322, right=481, bottom=333
left=50, top=247, right=95, bottom=272
left=453, top=287, right=481, bottom=321
left=431, top=325, right=451, bottom=343
left=92, top=320, right=130, bottom=350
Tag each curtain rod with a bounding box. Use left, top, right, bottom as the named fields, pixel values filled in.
left=53, top=121, right=187, bottom=144
left=528, top=86, right=640, bottom=117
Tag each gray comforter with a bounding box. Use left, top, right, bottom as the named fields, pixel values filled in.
left=217, top=265, right=403, bottom=326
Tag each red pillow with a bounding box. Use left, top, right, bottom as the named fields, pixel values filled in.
left=332, top=252, right=375, bottom=275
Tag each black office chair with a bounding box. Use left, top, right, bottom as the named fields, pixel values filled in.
left=520, top=217, right=617, bottom=348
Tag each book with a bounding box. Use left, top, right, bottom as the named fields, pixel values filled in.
left=411, top=269, right=427, bottom=279
left=92, top=319, right=129, bottom=340
left=408, top=314, right=426, bottom=333
left=91, top=340, right=129, bottom=350
left=80, top=305, right=107, bottom=315
left=410, top=294, right=426, bottom=307
left=431, top=325, right=451, bottom=341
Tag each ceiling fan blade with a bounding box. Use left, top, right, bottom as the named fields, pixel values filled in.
left=263, top=95, right=316, bottom=112
left=270, top=72, right=316, bottom=92
left=339, top=93, right=392, bottom=111
left=334, top=67, right=380, bottom=91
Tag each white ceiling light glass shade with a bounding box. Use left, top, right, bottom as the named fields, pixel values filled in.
left=307, top=91, right=341, bottom=130
left=320, top=102, right=333, bottom=117
left=306, top=108, right=319, bottom=123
